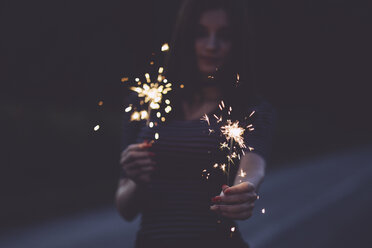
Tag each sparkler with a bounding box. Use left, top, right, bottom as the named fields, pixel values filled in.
left=201, top=100, right=256, bottom=186
left=121, top=43, right=176, bottom=141
left=129, top=68, right=173, bottom=126
left=201, top=101, right=257, bottom=237
left=221, top=118, right=246, bottom=186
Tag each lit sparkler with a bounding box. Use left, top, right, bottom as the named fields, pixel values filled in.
left=221, top=120, right=246, bottom=149
left=122, top=44, right=177, bottom=141
left=200, top=100, right=256, bottom=186
left=129, top=69, right=172, bottom=125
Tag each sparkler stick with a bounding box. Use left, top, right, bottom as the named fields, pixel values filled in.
left=227, top=138, right=233, bottom=186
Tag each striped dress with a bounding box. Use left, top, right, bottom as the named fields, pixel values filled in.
left=120, top=94, right=276, bottom=247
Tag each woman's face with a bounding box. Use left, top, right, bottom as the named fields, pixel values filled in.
left=195, top=9, right=232, bottom=77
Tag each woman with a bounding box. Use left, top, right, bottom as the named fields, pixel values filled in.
left=115, top=0, right=276, bottom=247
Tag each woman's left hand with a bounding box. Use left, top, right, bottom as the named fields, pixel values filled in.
left=210, top=182, right=258, bottom=220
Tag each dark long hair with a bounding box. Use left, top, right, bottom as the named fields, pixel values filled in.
left=164, top=0, right=261, bottom=121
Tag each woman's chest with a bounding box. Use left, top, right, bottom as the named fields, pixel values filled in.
left=135, top=120, right=225, bottom=169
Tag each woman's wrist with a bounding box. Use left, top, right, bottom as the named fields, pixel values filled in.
left=235, top=172, right=264, bottom=193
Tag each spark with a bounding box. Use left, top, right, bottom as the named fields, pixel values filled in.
left=121, top=77, right=129, bottom=83
left=220, top=164, right=226, bottom=173
left=156, top=112, right=161, bottom=118
left=140, top=110, right=148, bottom=120
left=149, top=122, right=154, bottom=128
left=201, top=114, right=210, bottom=126
left=94, top=125, right=100, bottom=131
left=149, top=102, right=160, bottom=109
left=161, top=117, right=166, bottom=122
left=220, top=142, right=228, bottom=150
left=221, top=100, right=225, bottom=108
left=155, top=133, right=159, bottom=140
left=231, top=227, right=236, bottom=232
left=161, top=43, right=169, bottom=52
left=135, top=78, right=140, bottom=82
left=165, top=99, right=170, bottom=104
left=239, top=169, right=247, bottom=178
left=261, top=208, right=266, bottom=214
left=165, top=106, right=172, bottom=113
left=213, top=163, right=219, bottom=168
left=145, top=73, right=151, bottom=83
left=213, top=114, right=223, bottom=123
left=157, top=75, right=163, bottom=82
left=130, top=111, right=141, bottom=121
left=125, top=105, right=132, bottom=112
left=249, top=110, right=255, bottom=117
left=180, top=84, right=184, bottom=88
left=208, top=129, right=215, bottom=134
left=158, top=67, right=164, bottom=74
left=98, top=101, right=103, bottom=106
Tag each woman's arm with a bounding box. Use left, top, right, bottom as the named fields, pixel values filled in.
left=233, top=152, right=266, bottom=193
left=115, top=178, right=141, bottom=222
left=115, top=142, right=156, bottom=221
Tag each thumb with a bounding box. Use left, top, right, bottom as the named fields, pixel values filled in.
left=219, top=184, right=230, bottom=196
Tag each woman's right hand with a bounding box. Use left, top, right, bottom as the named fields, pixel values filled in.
left=120, top=141, right=156, bottom=185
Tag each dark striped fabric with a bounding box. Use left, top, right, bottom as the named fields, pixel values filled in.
left=120, top=94, right=276, bottom=245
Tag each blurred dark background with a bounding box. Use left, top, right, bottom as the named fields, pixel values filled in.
left=1, top=0, right=371, bottom=232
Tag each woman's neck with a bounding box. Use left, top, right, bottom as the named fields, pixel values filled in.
left=201, top=86, right=221, bottom=102
left=181, top=86, right=222, bottom=121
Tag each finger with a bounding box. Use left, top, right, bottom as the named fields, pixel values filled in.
left=124, top=158, right=156, bottom=171
left=121, top=142, right=152, bottom=157
left=128, top=165, right=156, bottom=179
left=222, top=184, right=229, bottom=193
left=121, top=151, right=156, bottom=164
left=139, top=165, right=156, bottom=173
left=224, top=182, right=256, bottom=195
left=217, top=193, right=257, bottom=204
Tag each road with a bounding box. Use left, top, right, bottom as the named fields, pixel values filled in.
left=1, top=146, right=371, bottom=248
